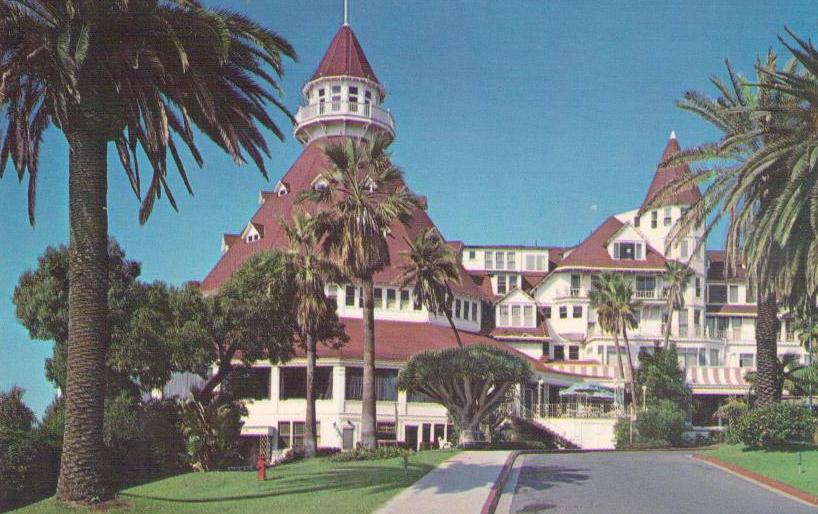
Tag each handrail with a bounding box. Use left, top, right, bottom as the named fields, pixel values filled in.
left=295, top=101, right=395, bottom=130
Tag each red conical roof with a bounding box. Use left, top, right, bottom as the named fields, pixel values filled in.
left=310, top=25, right=380, bottom=83
left=640, top=132, right=702, bottom=210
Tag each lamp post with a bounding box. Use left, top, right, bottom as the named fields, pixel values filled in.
left=537, top=377, right=544, bottom=417
left=642, top=385, right=647, bottom=412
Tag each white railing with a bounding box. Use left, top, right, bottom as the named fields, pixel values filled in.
left=295, top=101, right=395, bottom=131
left=508, top=402, right=623, bottom=420
left=635, top=289, right=655, bottom=299
left=556, top=287, right=585, bottom=298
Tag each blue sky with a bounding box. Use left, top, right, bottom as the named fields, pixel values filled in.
left=1, top=1, right=816, bottom=416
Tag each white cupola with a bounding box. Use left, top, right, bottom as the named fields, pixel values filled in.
left=294, top=24, right=395, bottom=145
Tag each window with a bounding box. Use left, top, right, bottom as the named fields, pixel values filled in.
left=573, top=305, right=582, bottom=318
left=345, top=286, right=356, bottom=307
left=508, top=275, right=519, bottom=291
left=636, top=275, right=655, bottom=295
left=495, top=252, right=505, bottom=270
left=400, top=290, right=410, bottom=310
left=710, top=349, right=720, bottom=366
left=511, top=305, right=521, bottom=326
left=277, top=421, right=291, bottom=449
left=746, top=286, right=756, bottom=303
left=376, top=422, right=396, bottom=441
left=386, top=289, right=396, bottom=310
left=471, top=302, right=478, bottom=321
left=317, top=88, right=325, bottom=100
left=280, top=367, right=333, bottom=400
left=678, top=310, right=688, bottom=336
left=568, top=345, right=579, bottom=360
left=679, top=349, right=699, bottom=369
left=542, top=342, right=550, bottom=356
left=695, top=277, right=701, bottom=298
left=731, top=317, right=742, bottom=340
left=226, top=367, right=270, bottom=400
left=651, top=211, right=658, bottom=229
left=728, top=285, right=739, bottom=304
left=680, top=240, right=689, bottom=258
left=543, top=306, right=552, bottom=318
left=664, top=207, right=672, bottom=226
left=613, top=241, right=642, bottom=260
left=468, top=250, right=476, bottom=260
left=570, top=274, right=581, bottom=295
left=455, top=299, right=462, bottom=319
left=786, top=320, right=795, bottom=341
left=507, top=252, right=516, bottom=270
left=553, top=345, right=565, bottom=361
left=497, top=275, right=507, bottom=295
left=739, top=353, right=755, bottom=368
left=498, top=305, right=509, bottom=326
left=484, top=252, right=493, bottom=270
left=292, top=422, right=305, bottom=449
left=327, top=284, right=338, bottom=303
left=708, top=284, right=727, bottom=303
left=559, top=306, right=568, bottom=319
left=365, top=90, right=372, bottom=103
left=634, top=215, right=640, bottom=227
left=345, top=368, right=398, bottom=401
left=525, top=254, right=547, bottom=271
left=331, top=85, right=341, bottom=103
left=348, top=85, right=358, bottom=104
left=374, top=288, right=383, bottom=308
left=523, top=305, right=534, bottom=326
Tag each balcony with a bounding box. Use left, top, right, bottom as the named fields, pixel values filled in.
left=556, top=287, right=585, bottom=298
left=295, top=101, right=396, bottom=134
left=635, top=289, right=656, bottom=299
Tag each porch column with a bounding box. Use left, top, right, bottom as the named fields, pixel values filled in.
left=333, top=365, right=346, bottom=415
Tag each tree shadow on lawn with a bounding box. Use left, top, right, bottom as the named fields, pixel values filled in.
left=739, top=443, right=818, bottom=454
left=119, top=461, right=438, bottom=504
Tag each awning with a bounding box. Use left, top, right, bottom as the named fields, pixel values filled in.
left=685, top=367, right=752, bottom=395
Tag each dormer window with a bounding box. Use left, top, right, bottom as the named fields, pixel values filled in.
left=274, top=181, right=289, bottom=197
left=613, top=241, right=643, bottom=260
left=313, top=179, right=328, bottom=191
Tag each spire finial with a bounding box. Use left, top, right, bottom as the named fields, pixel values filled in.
left=343, top=0, right=349, bottom=26
left=669, top=130, right=677, bottom=140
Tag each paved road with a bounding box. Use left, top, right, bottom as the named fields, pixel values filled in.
left=509, top=452, right=817, bottom=514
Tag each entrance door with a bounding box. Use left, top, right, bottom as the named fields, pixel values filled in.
left=405, top=425, right=419, bottom=451
left=342, top=427, right=355, bottom=450
left=422, top=423, right=432, bottom=447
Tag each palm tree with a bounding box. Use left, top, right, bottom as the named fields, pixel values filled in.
left=661, top=261, right=694, bottom=349
left=283, top=211, right=346, bottom=458
left=298, top=135, right=418, bottom=449
left=648, top=51, right=801, bottom=406
left=0, top=1, right=295, bottom=503
left=589, top=273, right=641, bottom=405
left=398, top=228, right=463, bottom=347
left=792, top=306, right=818, bottom=408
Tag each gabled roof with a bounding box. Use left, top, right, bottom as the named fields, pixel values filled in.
left=200, top=137, right=485, bottom=300
left=310, top=25, right=380, bottom=84
left=555, top=216, right=667, bottom=271
left=641, top=132, right=702, bottom=211
left=495, top=287, right=537, bottom=305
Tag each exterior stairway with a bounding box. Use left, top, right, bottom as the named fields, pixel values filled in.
left=506, top=403, right=620, bottom=450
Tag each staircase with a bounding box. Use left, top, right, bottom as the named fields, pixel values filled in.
left=506, top=403, right=620, bottom=450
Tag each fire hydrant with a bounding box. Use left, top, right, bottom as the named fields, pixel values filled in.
left=257, top=454, right=267, bottom=481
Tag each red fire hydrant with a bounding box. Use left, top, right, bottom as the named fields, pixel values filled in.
left=257, top=454, right=267, bottom=481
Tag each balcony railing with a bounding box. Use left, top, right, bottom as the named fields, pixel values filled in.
left=556, top=287, right=585, bottom=298
left=519, top=403, right=623, bottom=419
left=295, top=101, right=395, bottom=131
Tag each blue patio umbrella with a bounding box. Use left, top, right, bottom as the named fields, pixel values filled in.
left=559, top=382, right=615, bottom=402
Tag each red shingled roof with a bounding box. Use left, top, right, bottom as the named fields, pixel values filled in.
left=641, top=133, right=702, bottom=210
left=285, top=317, right=552, bottom=373
left=556, top=217, right=667, bottom=271
left=200, top=137, right=485, bottom=300
left=310, top=25, right=380, bottom=84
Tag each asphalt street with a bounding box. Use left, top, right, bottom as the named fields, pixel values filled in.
left=510, top=451, right=817, bottom=514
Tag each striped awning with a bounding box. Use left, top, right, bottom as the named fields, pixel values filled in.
left=685, top=367, right=752, bottom=394
left=542, top=362, right=752, bottom=395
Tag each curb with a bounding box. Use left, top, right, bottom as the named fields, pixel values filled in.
left=481, top=451, right=521, bottom=514
left=694, top=453, right=818, bottom=507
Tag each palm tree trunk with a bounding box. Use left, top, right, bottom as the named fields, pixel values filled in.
left=56, top=134, right=109, bottom=503
left=663, top=300, right=674, bottom=349
left=754, top=290, right=781, bottom=407
left=360, top=278, right=377, bottom=449
left=612, top=331, right=626, bottom=382
left=445, top=310, right=463, bottom=348
left=304, top=333, right=317, bottom=458
left=622, top=327, right=639, bottom=406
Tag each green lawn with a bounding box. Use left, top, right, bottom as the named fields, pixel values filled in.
left=699, top=443, right=818, bottom=496
left=15, top=450, right=459, bottom=514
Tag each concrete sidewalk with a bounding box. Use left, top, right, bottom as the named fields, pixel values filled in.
left=376, top=450, right=511, bottom=514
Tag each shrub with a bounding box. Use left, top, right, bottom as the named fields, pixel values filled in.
left=615, top=400, right=688, bottom=449
left=178, top=394, right=247, bottom=471
left=636, top=347, right=692, bottom=411
left=0, top=428, right=61, bottom=511
left=731, top=403, right=815, bottom=449
left=326, top=446, right=412, bottom=462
